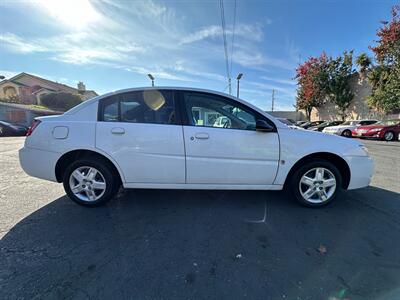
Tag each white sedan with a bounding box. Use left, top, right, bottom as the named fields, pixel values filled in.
left=322, top=119, right=378, bottom=137
left=19, top=87, right=374, bottom=208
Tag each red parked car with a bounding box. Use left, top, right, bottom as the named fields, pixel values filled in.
left=352, top=119, right=400, bottom=141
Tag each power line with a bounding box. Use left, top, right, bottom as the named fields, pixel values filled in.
left=219, top=0, right=231, bottom=94
left=229, top=0, right=237, bottom=79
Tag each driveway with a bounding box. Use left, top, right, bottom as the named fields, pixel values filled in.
left=1, top=137, right=399, bottom=299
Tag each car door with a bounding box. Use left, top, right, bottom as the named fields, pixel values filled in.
left=181, top=91, right=280, bottom=185
left=96, top=89, right=185, bottom=184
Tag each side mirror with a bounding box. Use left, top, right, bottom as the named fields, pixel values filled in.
left=256, top=120, right=274, bottom=132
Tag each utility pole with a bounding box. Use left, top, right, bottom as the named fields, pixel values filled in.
left=228, top=77, right=232, bottom=95
left=271, top=89, right=275, bottom=112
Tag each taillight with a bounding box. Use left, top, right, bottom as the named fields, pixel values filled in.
left=26, top=120, right=41, bottom=136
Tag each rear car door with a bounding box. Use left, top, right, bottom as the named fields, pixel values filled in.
left=181, top=91, right=280, bottom=185
left=96, top=89, right=185, bottom=184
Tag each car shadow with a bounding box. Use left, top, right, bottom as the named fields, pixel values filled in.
left=1, top=187, right=400, bottom=299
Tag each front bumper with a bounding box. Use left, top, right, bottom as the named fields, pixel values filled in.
left=19, top=147, right=60, bottom=182
left=352, top=130, right=384, bottom=139
left=346, top=155, right=374, bottom=190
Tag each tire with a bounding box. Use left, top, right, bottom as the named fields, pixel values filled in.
left=63, top=158, right=120, bottom=207
left=290, top=159, right=342, bottom=208
left=383, top=131, right=395, bottom=141
left=341, top=129, right=352, bottom=138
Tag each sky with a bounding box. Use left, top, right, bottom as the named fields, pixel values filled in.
left=0, top=0, right=397, bottom=111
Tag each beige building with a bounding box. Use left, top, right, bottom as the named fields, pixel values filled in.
left=0, top=72, right=97, bottom=105
left=310, top=73, right=399, bottom=121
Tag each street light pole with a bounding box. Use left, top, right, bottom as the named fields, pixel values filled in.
left=147, top=74, right=155, bottom=87
left=236, top=73, right=243, bottom=98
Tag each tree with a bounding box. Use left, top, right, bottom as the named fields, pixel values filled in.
left=40, top=92, right=83, bottom=111
left=326, top=51, right=355, bottom=121
left=367, top=5, right=400, bottom=113
left=355, top=53, right=372, bottom=75
left=295, top=54, right=329, bottom=120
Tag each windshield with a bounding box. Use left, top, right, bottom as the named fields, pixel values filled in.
left=377, top=119, right=400, bottom=126
left=342, top=121, right=357, bottom=125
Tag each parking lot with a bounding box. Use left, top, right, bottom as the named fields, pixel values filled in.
left=0, top=137, right=399, bottom=299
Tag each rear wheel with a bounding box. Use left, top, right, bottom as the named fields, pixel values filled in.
left=341, top=129, right=352, bottom=138
left=290, top=160, right=342, bottom=207
left=383, top=131, right=395, bottom=141
left=63, top=158, right=119, bottom=207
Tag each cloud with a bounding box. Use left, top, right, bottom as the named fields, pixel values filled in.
left=123, top=66, right=192, bottom=82
left=180, top=23, right=264, bottom=45
left=0, top=70, right=19, bottom=79
left=0, top=0, right=298, bottom=93
left=232, top=49, right=295, bottom=71
left=0, top=33, right=47, bottom=53
left=244, top=81, right=296, bottom=97
left=260, top=76, right=296, bottom=86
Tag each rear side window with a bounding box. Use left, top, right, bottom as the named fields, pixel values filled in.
left=99, top=90, right=176, bottom=125
left=101, top=97, right=119, bottom=122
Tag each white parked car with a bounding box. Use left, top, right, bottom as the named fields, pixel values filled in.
left=322, top=119, right=378, bottom=137
left=19, top=88, right=374, bottom=208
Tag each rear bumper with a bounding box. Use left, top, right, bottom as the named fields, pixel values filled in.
left=19, top=147, right=60, bottom=182
left=346, top=155, right=374, bottom=190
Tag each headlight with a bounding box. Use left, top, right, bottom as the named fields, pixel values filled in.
left=369, top=128, right=382, bottom=132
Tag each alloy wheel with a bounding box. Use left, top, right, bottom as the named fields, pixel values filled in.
left=69, top=166, right=106, bottom=202
left=299, top=167, right=337, bottom=204
left=384, top=131, right=394, bottom=141
left=342, top=130, right=351, bottom=137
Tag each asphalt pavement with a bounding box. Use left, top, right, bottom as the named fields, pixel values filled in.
left=0, top=137, right=399, bottom=300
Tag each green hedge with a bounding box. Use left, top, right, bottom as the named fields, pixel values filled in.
left=40, top=92, right=83, bottom=111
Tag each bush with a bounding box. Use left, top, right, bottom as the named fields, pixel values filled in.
left=40, top=92, right=83, bottom=111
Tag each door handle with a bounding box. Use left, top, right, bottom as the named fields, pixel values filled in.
left=195, top=132, right=209, bottom=140
left=111, top=127, right=125, bottom=135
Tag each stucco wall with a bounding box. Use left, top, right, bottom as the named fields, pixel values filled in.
left=266, top=111, right=306, bottom=121
left=310, top=74, right=377, bottom=121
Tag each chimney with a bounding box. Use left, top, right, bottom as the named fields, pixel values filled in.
left=77, top=81, right=86, bottom=93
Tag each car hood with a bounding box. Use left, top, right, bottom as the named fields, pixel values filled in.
left=355, top=124, right=385, bottom=130
left=279, top=127, right=364, bottom=156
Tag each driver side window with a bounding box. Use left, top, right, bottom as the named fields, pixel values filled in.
left=183, top=92, right=257, bottom=130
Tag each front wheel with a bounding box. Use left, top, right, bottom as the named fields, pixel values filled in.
left=341, top=130, right=352, bottom=138
left=383, top=131, right=395, bottom=141
left=63, top=158, right=119, bottom=207
left=290, top=160, right=342, bottom=207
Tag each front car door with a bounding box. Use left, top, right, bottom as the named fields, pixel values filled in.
left=180, top=91, right=280, bottom=185
left=96, top=89, right=185, bottom=184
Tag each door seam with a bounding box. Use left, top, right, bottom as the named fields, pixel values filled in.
left=181, top=125, right=188, bottom=183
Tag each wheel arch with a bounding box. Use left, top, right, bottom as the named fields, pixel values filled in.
left=283, top=152, right=351, bottom=190
left=55, top=148, right=125, bottom=184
